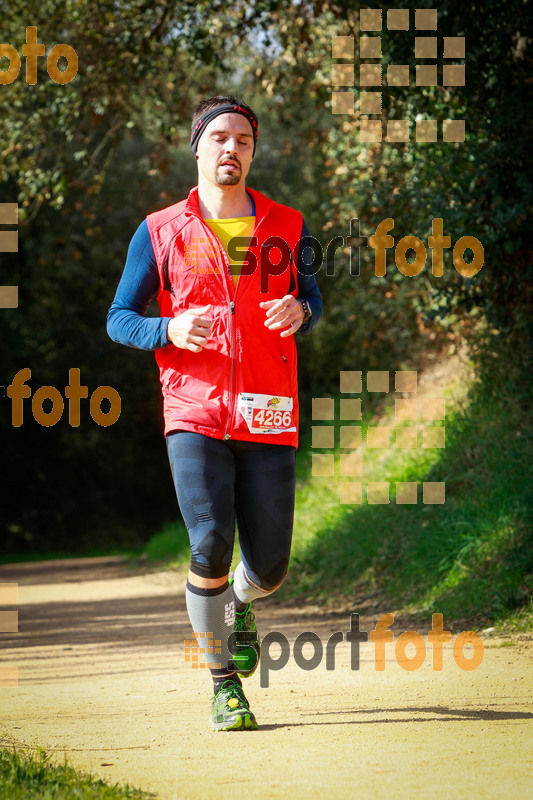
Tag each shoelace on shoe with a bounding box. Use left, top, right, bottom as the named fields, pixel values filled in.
left=234, top=605, right=255, bottom=632
left=217, top=680, right=249, bottom=710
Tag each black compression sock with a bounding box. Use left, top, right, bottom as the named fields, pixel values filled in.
left=211, top=670, right=242, bottom=695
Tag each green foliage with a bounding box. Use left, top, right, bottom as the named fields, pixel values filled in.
left=141, top=519, right=190, bottom=564
left=278, top=336, right=533, bottom=629
left=0, top=136, right=194, bottom=553
left=240, top=0, right=533, bottom=390
left=0, top=0, right=286, bottom=212
left=0, top=744, right=151, bottom=799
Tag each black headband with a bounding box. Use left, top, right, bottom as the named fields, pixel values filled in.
left=190, top=103, right=259, bottom=157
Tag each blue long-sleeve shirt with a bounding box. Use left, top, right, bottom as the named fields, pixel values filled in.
left=107, top=195, right=323, bottom=350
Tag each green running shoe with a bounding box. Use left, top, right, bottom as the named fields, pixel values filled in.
left=210, top=679, right=258, bottom=731
left=228, top=576, right=261, bottom=678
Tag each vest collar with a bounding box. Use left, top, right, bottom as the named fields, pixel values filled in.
left=185, top=185, right=273, bottom=223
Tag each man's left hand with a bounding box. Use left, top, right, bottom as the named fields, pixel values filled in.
left=260, top=295, right=305, bottom=337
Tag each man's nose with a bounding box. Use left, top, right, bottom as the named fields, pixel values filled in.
left=224, top=137, right=239, bottom=155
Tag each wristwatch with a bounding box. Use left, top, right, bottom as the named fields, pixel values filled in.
left=300, top=299, right=312, bottom=323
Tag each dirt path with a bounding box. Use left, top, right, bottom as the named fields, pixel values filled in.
left=1, top=556, right=532, bottom=800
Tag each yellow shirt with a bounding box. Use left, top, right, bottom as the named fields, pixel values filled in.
left=203, top=216, right=255, bottom=289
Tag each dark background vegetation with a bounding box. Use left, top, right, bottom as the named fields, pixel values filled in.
left=1, top=1, right=531, bottom=621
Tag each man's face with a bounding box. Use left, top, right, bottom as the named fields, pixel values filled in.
left=196, top=112, right=254, bottom=187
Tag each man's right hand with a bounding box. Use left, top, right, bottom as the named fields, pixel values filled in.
left=167, top=305, right=212, bottom=352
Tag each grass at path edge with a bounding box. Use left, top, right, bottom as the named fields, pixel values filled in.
left=0, top=742, right=154, bottom=799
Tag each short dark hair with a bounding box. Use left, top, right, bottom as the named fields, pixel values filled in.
left=191, top=95, right=258, bottom=137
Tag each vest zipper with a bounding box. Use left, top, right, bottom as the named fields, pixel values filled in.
left=222, top=265, right=235, bottom=441
left=195, top=200, right=265, bottom=442
left=222, top=214, right=266, bottom=441
left=193, top=217, right=235, bottom=441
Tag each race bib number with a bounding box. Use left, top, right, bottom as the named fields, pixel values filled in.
left=237, top=393, right=296, bottom=434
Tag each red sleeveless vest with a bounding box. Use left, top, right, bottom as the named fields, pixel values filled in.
left=146, top=186, right=304, bottom=446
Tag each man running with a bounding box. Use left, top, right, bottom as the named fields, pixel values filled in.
left=107, top=95, right=323, bottom=730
